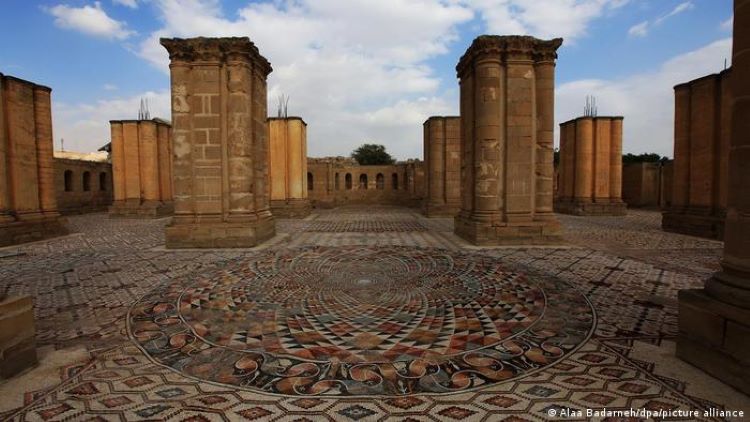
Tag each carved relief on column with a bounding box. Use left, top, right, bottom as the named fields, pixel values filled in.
left=454, top=35, right=562, bottom=245
left=161, top=37, right=275, bottom=247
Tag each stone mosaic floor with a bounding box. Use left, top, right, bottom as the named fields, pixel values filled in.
left=1, top=207, right=747, bottom=420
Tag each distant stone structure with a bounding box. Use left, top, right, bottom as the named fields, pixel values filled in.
left=161, top=37, right=274, bottom=248
left=556, top=116, right=626, bottom=215
left=0, top=74, right=67, bottom=246
left=268, top=117, right=311, bottom=218
left=622, top=161, right=672, bottom=209
left=54, top=151, right=113, bottom=214
left=108, top=119, right=173, bottom=217
left=307, top=157, right=424, bottom=208
left=422, top=116, right=461, bottom=217
left=454, top=35, right=561, bottom=245
left=663, top=70, right=731, bottom=239
left=678, top=0, right=750, bottom=394
left=0, top=295, right=37, bottom=378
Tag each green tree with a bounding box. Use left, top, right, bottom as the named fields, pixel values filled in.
left=622, top=153, right=664, bottom=164
left=351, top=143, right=395, bottom=165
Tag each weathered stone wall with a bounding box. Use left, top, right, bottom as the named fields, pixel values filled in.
left=307, top=158, right=424, bottom=208
left=621, top=161, right=673, bottom=209
left=268, top=117, right=310, bottom=218
left=663, top=69, right=731, bottom=239
left=54, top=157, right=113, bottom=214
left=0, top=296, right=37, bottom=378
left=0, top=73, right=67, bottom=247
left=454, top=35, right=561, bottom=245
left=677, top=0, right=750, bottom=395
left=423, top=116, right=461, bottom=217
left=556, top=116, right=626, bottom=215
left=109, top=119, right=173, bottom=217
left=161, top=37, right=275, bottom=248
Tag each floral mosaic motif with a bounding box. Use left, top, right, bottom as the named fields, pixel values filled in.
left=128, top=246, right=594, bottom=396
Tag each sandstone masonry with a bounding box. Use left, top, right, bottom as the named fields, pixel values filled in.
left=454, top=35, right=561, bottom=245
left=422, top=116, right=461, bottom=217
left=161, top=37, right=275, bottom=248
left=268, top=117, right=311, bottom=218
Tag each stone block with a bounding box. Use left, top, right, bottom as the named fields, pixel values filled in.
left=0, top=296, right=37, bottom=378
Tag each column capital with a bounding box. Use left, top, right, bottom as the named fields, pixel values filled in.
left=456, top=35, right=562, bottom=78
left=160, top=37, right=272, bottom=77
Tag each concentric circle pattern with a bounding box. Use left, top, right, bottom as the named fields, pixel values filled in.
left=128, top=246, right=594, bottom=396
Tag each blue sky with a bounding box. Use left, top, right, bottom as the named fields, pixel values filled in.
left=0, top=0, right=734, bottom=159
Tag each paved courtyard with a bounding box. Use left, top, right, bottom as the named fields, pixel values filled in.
left=0, top=207, right=747, bottom=421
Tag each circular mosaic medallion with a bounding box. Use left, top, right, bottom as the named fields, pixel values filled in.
left=128, top=246, right=594, bottom=396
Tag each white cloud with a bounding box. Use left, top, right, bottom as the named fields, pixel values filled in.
left=103, top=83, right=118, bottom=91
left=46, top=1, right=135, bottom=40
left=721, top=15, right=733, bottom=31
left=628, top=1, right=694, bottom=38
left=628, top=21, right=649, bottom=37
left=654, top=1, right=694, bottom=25
left=113, top=0, right=138, bottom=8
left=464, top=0, right=628, bottom=44
left=53, top=91, right=170, bottom=152
left=555, top=37, right=732, bottom=157
left=132, top=0, right=472, bottom=159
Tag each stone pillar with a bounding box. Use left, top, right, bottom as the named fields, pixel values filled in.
left=662, top=70, right=731, bottom=239
left=268, top=117, right=311, bottom=218
left=555, top=116, right=626, bottom=215
left=109, top=119, right=173, bottom=217
left=423, top=116, right=461, bottom=217
left=677, top=0, right=750, bottom=394
left=534, top=57, right=556, bottom=220
left=454, top=35, right=562, bottom=245
left=0, top=74, right=67, bottom=247
left=33, top=87, right=58, bottom=217
left=162, top=37, right=275, bottom=248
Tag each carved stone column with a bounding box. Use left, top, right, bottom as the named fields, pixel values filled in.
left=454, top=35, right=562, bottom=245
left=268, top=117, right=311, bottom=218
left=161, top=37, right=275, bottom=248
left=676, top=0, right=750, bottom=394
left=423, top=116, right=461, bottom=217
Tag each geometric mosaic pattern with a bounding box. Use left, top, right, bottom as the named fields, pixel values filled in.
left=129, top=246, right=594, bottom=396
left=2, top=207, right=747, bottom=420
left=303, top=220, right=428, bottom=232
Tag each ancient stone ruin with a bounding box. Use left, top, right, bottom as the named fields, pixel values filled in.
left=268, top=117, right=311, bottom=218
left=161, top=37, right=275, bottom=248
left=454, top=35, right=561, bottom=245
left=677, top=0, right=750, bottom=393
left=422, top=116, right=461, bottom=217
left=663, top=70, right=731, bottom=239
left=0, top=73, right=68, bottom=247
left=109, top=119, right=174, bottom=217
left=555, top=116, right=626, bottom=215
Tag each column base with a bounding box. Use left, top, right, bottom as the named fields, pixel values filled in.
left=0, top=296, right=37, bottom=379
left=662, top=207, right=725, bottom=240
left=165, top=215, right=275, bottom=248
left=270, top=199, right=311, bottom=218
left=677, top=288, right=750, bottom=395
left=554, top=199, right=627, bottom=216
left=109, top=200, right=174, bottom=218
left=422, top=203, right=461, bottom=218
left=0, top=215, right=68, bottom=247
left=454, top=213, right=563, bottom=246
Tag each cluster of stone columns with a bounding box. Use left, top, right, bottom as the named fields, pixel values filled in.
left=109, top=119, right=173, bottom=217
left=555, top=116, right=626, bottom=215
left=268, top=117, right=310, bottom=218
left=422, top=116, right=461, bottom=217
left=0, top=73, right=67, bottom=247
left=161, top=37, right=274, bottom=248
left=677, top=0, right=750, bottom=394
left=663, top=70, right=731, bottom=239
left=453, top=35, right=561, bottom=245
